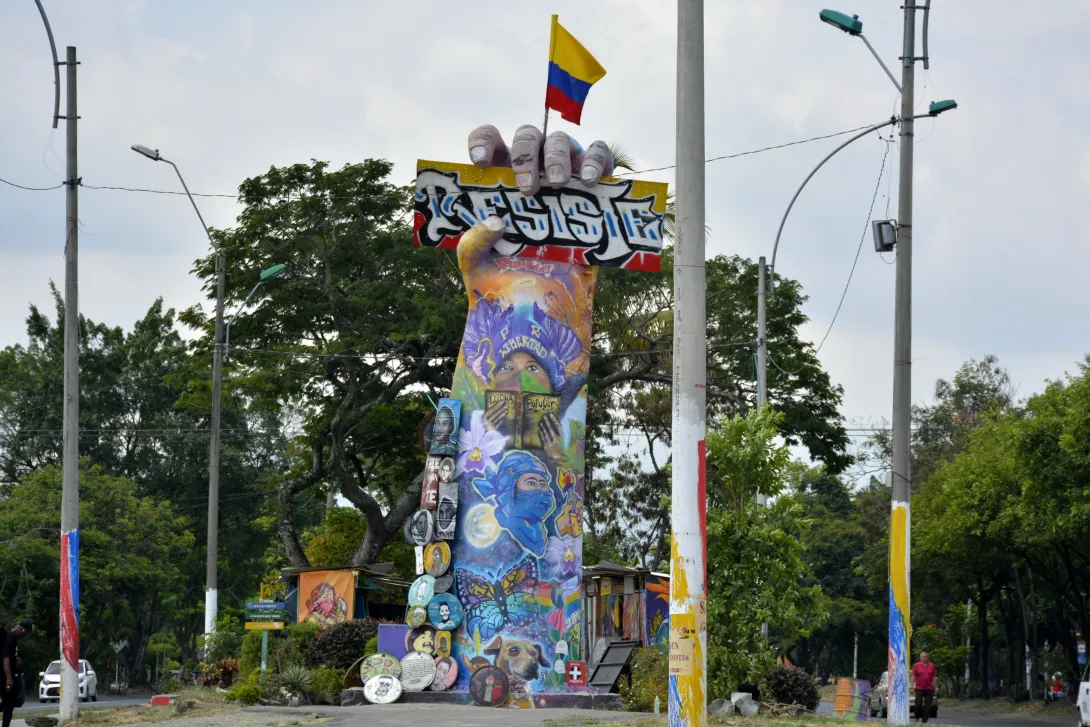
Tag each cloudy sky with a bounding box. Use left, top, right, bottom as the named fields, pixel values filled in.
left=2, top=0, right=1087, bottom=455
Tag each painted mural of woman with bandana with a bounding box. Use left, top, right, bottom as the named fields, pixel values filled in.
left=470, top=450, right=556, bottom=558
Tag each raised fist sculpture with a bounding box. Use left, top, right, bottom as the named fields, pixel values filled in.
left=468, top=124, right=614, bottom=194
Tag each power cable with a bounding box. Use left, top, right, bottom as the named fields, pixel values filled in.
left=813, top=135, right=893, bottom=354
left=0, top=176, right=64, bottom=191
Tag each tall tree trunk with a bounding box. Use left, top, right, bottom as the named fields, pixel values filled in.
left=1013, top=567, right=1033, bottom=699
left=975, top=578, right=991, bottom=697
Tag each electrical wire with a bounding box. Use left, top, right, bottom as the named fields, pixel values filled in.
left=0, top=176, right=64, bottom=191
left=813, top=135, right=893, bottom=354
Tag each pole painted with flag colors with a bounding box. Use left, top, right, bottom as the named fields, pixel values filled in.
left=669, top=0, right=707, bottom=725
left=60, top=44, right=81, bottom=724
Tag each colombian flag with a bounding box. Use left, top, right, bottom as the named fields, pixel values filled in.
left=545, top=15, right=606, bottom=125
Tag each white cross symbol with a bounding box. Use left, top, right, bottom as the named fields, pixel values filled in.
left=568, top=664, right=582, bottom=682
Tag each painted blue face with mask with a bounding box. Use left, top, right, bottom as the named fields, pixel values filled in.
left=472, top=451, right=555, bottom=557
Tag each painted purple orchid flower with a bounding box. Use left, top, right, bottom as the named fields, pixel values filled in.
left=545, top=534, right=582, bottom=578
left=456, top=410, right=507, bottom=475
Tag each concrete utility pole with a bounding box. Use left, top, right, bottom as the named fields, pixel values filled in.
left=854, top=632, right=859, bottom=679
left=669, top=0, right=707, bottom=724
left=888, top=1, right=917, bottom=723
left=756, top=256, right=768, bottom=507
left=60, top=44, right=80, bottom=725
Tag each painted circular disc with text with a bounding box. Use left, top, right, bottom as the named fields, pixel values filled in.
left=426, top=592, right=464, bottom=631
left=360, top=653, right=401, bottom=681
left=408, top=509, right=434, bottom=546
left=363, top=674, right=402, bottom=704
left=423, top=540, right=451, bottom=576
left=469, top=666, right=509, bottom=707
left=405, top=604, right=428, bottom=628
left=408, top=575, right=436, bottom=606
left=405, top=624, right=437, bottom=655
left=433, top=574, right=454, bottom=593
left=429, top=656, right=459, bottom=691
left=398, top=650, right=437, bottom=691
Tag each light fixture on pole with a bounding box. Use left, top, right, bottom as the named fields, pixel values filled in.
left=131, top=143, right=225, bottom=650
left=225, top=264, right=288, bottom=359
left=872, top=220, right=897, bottom=253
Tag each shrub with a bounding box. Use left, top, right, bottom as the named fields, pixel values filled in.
left=226, top=675, right=263, bottom=706
left=307, top=618, right=381, bottom=670
left=363, top=635, right=378, bottom=658
left=620, top=647, right=668, bottom=712
left=280, top=623, right=320, bottom=666
left=157, top=678, right=181, bottom=694
left=309, top=667, right=344, bottom=705
left=764, top=665, right=820, bottom=711
left=240, top=631, right=263, bottom=675
left=199, top=662, right=221, bottom=687
left=217, top=657, right=240, bottom=688
left=280, top=664, right=314, bottom=695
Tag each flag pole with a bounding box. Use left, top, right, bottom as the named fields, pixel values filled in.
left=543, top=14, right=559, bottom=137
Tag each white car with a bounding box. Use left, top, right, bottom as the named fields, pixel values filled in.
left=868, top=670, right=938, bottom=719
left=1077, top=667, right=1090, bottom=726
left=38, top=660, right=98, bottom=703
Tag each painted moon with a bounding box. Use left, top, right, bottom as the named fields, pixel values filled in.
left=464, top=503, right=501, bottom=548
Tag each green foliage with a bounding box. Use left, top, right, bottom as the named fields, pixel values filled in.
left=763, top=665, right=820, bottom=711
left=206, top=614, right=245, bottom=663
left=363, top=636, right=378, bottom=658
left=308, top=618, right=381, bottom=670
left=619, top=647, right=668, bottom=712
left=279, top=664, right=314, bottom=695
left=303, top=509, right=368, bottom=568
left=226, top=670, right=263, bottom=706
left=157, top=678, right=181, bottom=694
left=704, top=409, right=826, bottom=696
left=240, top=631, right=263, bottom=676
left=309, top=667, right=345, bottom=705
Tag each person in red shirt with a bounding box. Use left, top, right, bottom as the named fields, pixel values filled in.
left=911, top=651, right=937, bottom=722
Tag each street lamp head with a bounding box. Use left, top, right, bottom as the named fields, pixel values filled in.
left=259, top=263, right=288, bottom=281
left=131, top=144, right=161, bottom=161
left=928, top=99, right=958, bottom=116
left=819, top=9, right=863, bottom=35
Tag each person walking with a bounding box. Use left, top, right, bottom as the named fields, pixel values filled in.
left=1, top=620, right=33, bottom=727
left=911, top=650, right=937, bottom=723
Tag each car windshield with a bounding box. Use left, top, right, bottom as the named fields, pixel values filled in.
left=45, top=663, right=60, bottom=675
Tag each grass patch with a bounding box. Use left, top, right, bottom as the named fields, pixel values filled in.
left=67, top=701, right=236, bottom=727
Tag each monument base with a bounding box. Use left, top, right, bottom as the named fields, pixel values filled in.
left=400, top=690, right=623, bottom=710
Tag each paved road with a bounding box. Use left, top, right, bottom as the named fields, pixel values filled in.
left=250, top=704, right=649, bottom=726
left=14, top=693, right=149, bottom=716
left=817, top=700, right=1075, bottom=726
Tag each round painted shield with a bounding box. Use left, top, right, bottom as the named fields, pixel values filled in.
left=433, top=574, right=454, bottom=593
left=363, top=674, right=402, bottom=704
left=405, top=604, right=428, bottom=628
left=423, top=541, right=451, bottom=577
left=426, top=593, right=464, bottom=631
left=429, top=656, right=459, bottom=691
left=360, top=653, right=401, bottom=681
left=408, top=574, right=436, bottom=607
left=398, top=650, right=437, bottom=692
left=469, top=666, right=510, bottom=707
left=404, top=625, right=437, bottom=655
left=408, top=509, right=434, bottom=546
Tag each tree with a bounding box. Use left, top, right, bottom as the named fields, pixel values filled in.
left=702, top=409, right=826, bottom=696
left=588, top=255, right=851, bottom=568
left=0, top=463, right=193, bottom=683
left=188, top=159, right=466, bottom=569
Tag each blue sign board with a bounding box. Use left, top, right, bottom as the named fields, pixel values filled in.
left=246, top=601, right=287, bottom=612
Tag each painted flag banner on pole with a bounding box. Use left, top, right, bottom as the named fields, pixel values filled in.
left=60, top=529, right=80, bottom=670
left=545, top=15, right=606, bottom=125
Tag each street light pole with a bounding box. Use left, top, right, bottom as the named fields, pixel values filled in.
left=130, top=144, right=223, bottom=649
left=888, top=2, right=917, bottom=721
left=756, top=256, right=767, bottom=507
left=670, top=0, right=707, bottom=724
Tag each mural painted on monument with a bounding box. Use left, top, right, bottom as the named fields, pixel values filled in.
left=410, top=125, right=667, bottom=698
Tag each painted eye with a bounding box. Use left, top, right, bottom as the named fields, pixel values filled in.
left=528, top=364, right=540, bottom=372
left=508, top=646, right=520, bottom=657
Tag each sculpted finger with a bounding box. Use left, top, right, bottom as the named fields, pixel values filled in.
left=510, top=125, right=544, bottom=194
left=576, top=140, right=614, bottom=186
left=543, top=131, right=580, bottom=189
left=468, top=125, right=511, bottom=168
